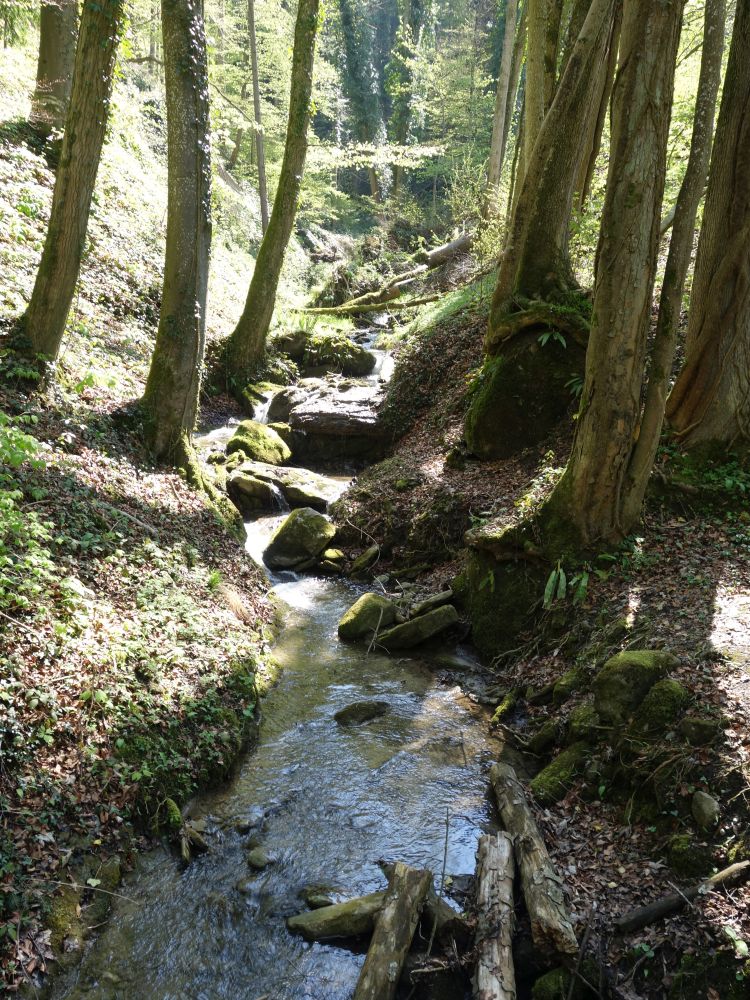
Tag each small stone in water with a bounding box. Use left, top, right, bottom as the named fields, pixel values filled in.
left=247, top=846, right=274, bottom=870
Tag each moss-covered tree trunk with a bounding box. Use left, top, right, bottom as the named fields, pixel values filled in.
left=487, top=0, right=619, bottom=351
left=665, top=0, right=750, bottom=454
left=30, top=0, right=78, bottom=135
left=536, top=0, right=685, bottom=549
left=484, top=0, right=518, bottom=216
left=224, top=0, right=320, bottom=381
left=621, top=0, right=725, bottom=519
left=21, top=0, right=125, bottom=360
left=141, top=0, right=211, bottom=464
left=543, top=0, right=564, bottom=106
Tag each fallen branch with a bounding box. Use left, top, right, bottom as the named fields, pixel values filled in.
left=490, top=763, right=578, bottom=957
left=473, top=832, right=516, bottom=1000
left=614, top=860, right=750, bottom=934
left=300, top=294, right=442, bottom=316
left=354, top=862, right=432, bottom=1000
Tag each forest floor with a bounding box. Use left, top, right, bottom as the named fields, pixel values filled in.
left=336, top=287, right=750, bottom=998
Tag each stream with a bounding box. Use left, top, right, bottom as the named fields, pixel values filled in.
left=52, top=331, right=508, bottom=1000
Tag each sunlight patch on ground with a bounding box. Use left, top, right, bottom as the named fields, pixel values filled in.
left=710, top=587, right=750, bottom=669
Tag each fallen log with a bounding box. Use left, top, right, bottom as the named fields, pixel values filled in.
left=286, top=891, right=386, bottom=940
left=614, top=860, right=750, bottom=935
left=354, top=861, right=432, bottom=1000
left=380, top=861, right=472, bottom=948
left=474, top=832, right=516, bottom=1000
left=490, top=762, right=578, bottom=957
left=300, top=294, right=441, bottom=317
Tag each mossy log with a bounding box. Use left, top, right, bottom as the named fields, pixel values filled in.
left=354, top=862, right=432, bottom=1000
left=489, top=762, right=578, bottom=957
left=473, top=832, right=516, bottom=1000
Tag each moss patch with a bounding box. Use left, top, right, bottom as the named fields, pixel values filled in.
left=631, top=679, right=690, bottom=736
left=530, top=742, right=589, bottom=804
left=303, top=331, right=375, bottom=376
left=226, top=420, right=292, bottom=465
left=593, top=650, right=679, bottom=725
left=666, top=833, right=714, bottom=879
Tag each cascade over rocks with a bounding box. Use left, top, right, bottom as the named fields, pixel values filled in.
left=228, top=461, right=341, bottom=512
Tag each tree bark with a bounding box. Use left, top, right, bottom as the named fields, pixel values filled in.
left=30, top=0, right=78, bottom=135
left=484, top=0, right=519, bottom=216
left=488, top=0, right=618, bottom=344
left=665, top=0, right=750, bottom=452
left=500, top=3, right=527, bottom=174
left=524, top=0, right=547, bottom=166
left=353, top=862, right=432, bottom=1000
left=225, top=0, right=320, bottom=379
left=543, top=0, right=565, bottom=107
left=21, top=0, right=125, bottom=359
left=490, top=763, right=578, bottom=958
left=473, top=832, right=516, bottom=1000
left=248, top=0, right=269, bottom=233
left=622, top=0, right=725, bottom=523
left=141, top=0, right=211, bottom=464
left=536, top=0, right=685, bottom=550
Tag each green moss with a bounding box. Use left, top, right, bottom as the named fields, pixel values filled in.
left=553, top=666, right=588, bottom=705
left=593, top=650, right=679, bottom=725
left=303, top=331, right=375, bottom=376
left=162, top=797, right=183, bottom=835
left=679, top=714, right=722, bottom=746
left=226, top=419, right=291, bottom=465
left=727, top=834, right=749, bottom=865
left=530, top=742, right=589, bottom=804
left=667, top=833, right=713, bottom=879
left=528, top=717, right=560, bottom=755
left=631, top=679, right=690, bottom=735
left=47, top=884, right=84, bottom=954
left=569, top=702, right=601, bottom=741
left=491, top=689, right=518, bottom=725
left=669, top=954, right=750, bottom=999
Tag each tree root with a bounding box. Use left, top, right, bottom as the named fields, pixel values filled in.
left=485, top=300, right=590, bottom=355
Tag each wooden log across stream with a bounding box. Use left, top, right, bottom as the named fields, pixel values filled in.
left=474, top=832, right=516, bottom=1000
left=490, top=762, right=579, bottom=958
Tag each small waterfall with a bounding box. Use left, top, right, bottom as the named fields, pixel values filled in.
left=253, top=391, right=275, bottom=424
left=268, top=482, right=290, bottom=512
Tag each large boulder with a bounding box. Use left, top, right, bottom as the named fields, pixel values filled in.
left=289, top=383, right=389, bottom=466
left=338, top=593, right=398, bottom=642
left=303, top=332, right=376, bottom=377
left=378, top=604, right=459, bottom=651
left=263, top=508, right=336, bottom=569
left=226, top=420, right=291, bottom=465
left=226, top=473, right=281, bottom=516
left=228, top=461, right=341, bottom=512
left=593, top=650, right=680, bottom=725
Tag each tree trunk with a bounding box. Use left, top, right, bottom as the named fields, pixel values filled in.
left=665, top=0, right=750, bottom=453
left=353, top=862, right=432, bottom=1000
left=490, top=763, right=578, bottom=957
left=21, top=0, right=125, bottom=360
left=484, top=0, right=519, bottom=216
left=488, top=0, right=619, bottom=345
left=141, top=0, right=211, bottom=464
left=500, top=3, right=527, bottom=172
left=538, top=0, right=685, bottom=550
left=225, top=0, right=320, bottom=380
left=30, top=0, right=78, bottom=134
left=543, top=0, right=565, bottom=107
left=226, top=128, right=244, bottom=171
left=621, top=0, right=725, bottom=521
left=524, top=0, right=546, bottom=165
left=473, top=832, right=516, bottom=1000
left=248, top=0, right=269, bottom=233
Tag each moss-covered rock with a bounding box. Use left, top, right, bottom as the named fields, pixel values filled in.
left=379, top=604, right=459, bottom=651
left=528, top=717, right=560, bottom=755
left=593, top=650, right=679, bottom=725
left=263, top=508, right=336, bottom=570
left=491, top=689, right=518, bottom=725
left=226, top=419, right=292, bottom=465
left=349, top=543, right=380, bottom=577
left=338, top=593, right=397, bottom=642
left=334, top=700, right=389, bottom=725
left=631, top=679, right=690, bottom=736
left=568, top=701, right=601, bottom=742
left=47, top=883, right=85, bottom=955
left=678, top=714, right=722, bottom=746
left=162, top=797, right=183, bottom=835
left=303, top=331, right=376, bottom=377
left=553, top=667, right=588, bottom=705
left=465, top=332, right=585, bottom=460
left=667, top=833, right=714, bottom=879
left=530, top=742, right=589, bottom=804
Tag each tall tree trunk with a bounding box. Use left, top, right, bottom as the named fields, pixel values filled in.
left=248, top=0, right=269, bottom=233
left=225, top=0, right=319, bottom=379
left=524, top=0, right=546, bottom=165
left=484, top=0, right=519, bottom=216
left=543, top=0, right=565, bottom=106
left=621, top=0, right=725, bottom=519
left=21, top=0, right=125, bottom=360
left=489, top=0, right=619, bottom=346
left=538, top=0, right=685, bottom=550
left=500, top=2, right=527, bottom=171
left=141, top=0, right=211, bottom=464
left=558, top=0, right=589, bottom=76
left=30, top=0, right=78, bottom=134
left=666, top=0, right=750, bottom=452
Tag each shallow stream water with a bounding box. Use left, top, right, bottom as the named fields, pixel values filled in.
left=52, top=335, right=505, bottom=1000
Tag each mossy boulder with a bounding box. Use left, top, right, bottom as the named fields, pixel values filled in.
left=465, top=333, right=585, bottom=460
left=226, top=472, right=280, bottom=515
left=631, top=679, right=690, bottom=736
left=528, top=718, right=560, bottom=755
left=491, top=689, right=518, bottom=726
left=47, top=883, right=85, bottom=955
left=568, top=702, right=601, bottom=742
left=593, top=650, right=679, bottom=725
left=263, top=508, right=336, bottom=569
left=667, top=833, right=713, bottom=879
left=529, top=742, right=589, bottom=805
left=303, top=331, right=376, bottom=377
left=226, top=419, right=292, bottom=465
left=679, top=714, right=722, bottom=746
left=553, top=666, right=588, bottom=706
left=378, top=604, right=459, bottom=651
left=350, top=543, right=380, bottom=577
left=338, top=593, right=397, bottom=642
